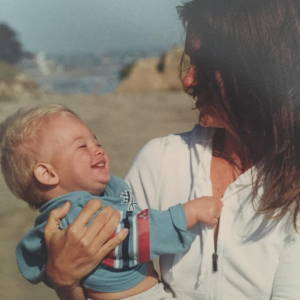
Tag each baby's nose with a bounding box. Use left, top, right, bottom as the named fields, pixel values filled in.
left=95, top=146, right=105, bottom=155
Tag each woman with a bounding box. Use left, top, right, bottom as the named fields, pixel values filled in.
left=45, top=0, right=300, bottom=299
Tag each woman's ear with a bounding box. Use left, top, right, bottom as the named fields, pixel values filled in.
left=33, top=163, right=59, bottom=186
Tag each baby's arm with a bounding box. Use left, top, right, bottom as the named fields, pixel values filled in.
left=183, top=196, right=223, bottom=229
left=99, top=198, right=222, bottom=268
left=56, top=195, right=221, bottom=273
left=101, top=204, right=197, bottom=267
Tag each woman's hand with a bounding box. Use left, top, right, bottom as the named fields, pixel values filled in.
left=44, top=198, right=128, bottom=297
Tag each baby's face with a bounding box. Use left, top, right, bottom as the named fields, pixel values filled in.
left=41, top=112, right=110, bottom=195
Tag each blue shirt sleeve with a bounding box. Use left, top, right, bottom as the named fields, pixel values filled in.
left=101, top=203, right=196, bottom=268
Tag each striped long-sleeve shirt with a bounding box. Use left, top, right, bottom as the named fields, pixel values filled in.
left=16, top=176, right=195, bottom=293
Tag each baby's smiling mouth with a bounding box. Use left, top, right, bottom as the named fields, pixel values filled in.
left=92, top=161, right=106, bottom=168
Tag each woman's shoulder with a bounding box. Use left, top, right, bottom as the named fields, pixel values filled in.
left=126, top=125, right=210, bottom=180
left=137, top=124, right=212, bottom=158
left=138, top=126, right=198, bottom=156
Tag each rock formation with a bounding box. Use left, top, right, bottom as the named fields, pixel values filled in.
left=116, top=46, right=189, bottom=93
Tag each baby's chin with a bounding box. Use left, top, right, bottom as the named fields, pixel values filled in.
left=92, top=184, right=110, bottom=196
left=82, top=175, right=111, bottom=196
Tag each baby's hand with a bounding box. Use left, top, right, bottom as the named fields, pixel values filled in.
left=182, top=196, right=223, bottom=229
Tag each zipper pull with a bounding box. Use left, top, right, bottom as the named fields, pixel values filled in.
left=212, top=252, right=218, bottom=272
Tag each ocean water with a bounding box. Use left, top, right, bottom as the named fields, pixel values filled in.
left=20, top=49, right=166, bottom=94
left=43, top=72, right=120, bottom=94
left=19, top=55, right=131, bottom=94
left=23, top=64, right=122, bottom=94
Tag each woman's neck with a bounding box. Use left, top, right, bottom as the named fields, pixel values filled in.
left=213, top=128, right=252, bottom=175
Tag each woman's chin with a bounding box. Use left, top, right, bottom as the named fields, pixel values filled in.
left=198, top=115, right=223, bottom=128
left=198, top=115, right=213, bottom=127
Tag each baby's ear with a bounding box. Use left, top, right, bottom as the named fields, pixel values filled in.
left=33, top=163, right=59, bottom=186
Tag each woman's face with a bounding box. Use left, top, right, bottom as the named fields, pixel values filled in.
left=183, top=30, right=231, bottom=130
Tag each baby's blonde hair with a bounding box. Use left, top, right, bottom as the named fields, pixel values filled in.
left=0, top=104, right=77, bottom=208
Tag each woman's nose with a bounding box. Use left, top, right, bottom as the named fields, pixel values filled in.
left=183, top=64, right=197, bottom=89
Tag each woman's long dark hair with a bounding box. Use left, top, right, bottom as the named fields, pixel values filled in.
left=179, top=0, right=300, bottom=230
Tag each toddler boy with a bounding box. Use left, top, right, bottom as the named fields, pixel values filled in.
left=0, top=104, right=222, bottom=300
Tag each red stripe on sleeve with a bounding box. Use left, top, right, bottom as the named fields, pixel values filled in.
left=137, top=209, right=150, bottom=263
left=101, top=232, right=115, bottom=268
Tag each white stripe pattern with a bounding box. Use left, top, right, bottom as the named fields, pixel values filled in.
left=114, top=210, right=123, bottom=269
left=132, top=214, right=138, bottom=266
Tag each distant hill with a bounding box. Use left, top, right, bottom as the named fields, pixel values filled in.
left=116, top=46, right=189, bottom=93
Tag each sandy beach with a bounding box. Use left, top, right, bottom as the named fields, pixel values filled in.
left=0, top=91, right=197, bottom=299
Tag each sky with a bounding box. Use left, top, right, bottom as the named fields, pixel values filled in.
left=0, top=0, right=186, bottom=55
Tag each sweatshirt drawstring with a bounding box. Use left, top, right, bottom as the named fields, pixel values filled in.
left=195, top=226, right=204, bottom=289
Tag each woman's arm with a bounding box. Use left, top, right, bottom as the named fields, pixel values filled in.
left=44, top=199, right=128, bottom=300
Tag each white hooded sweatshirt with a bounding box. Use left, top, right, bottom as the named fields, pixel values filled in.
left=125, top=124, right=300, bottom=300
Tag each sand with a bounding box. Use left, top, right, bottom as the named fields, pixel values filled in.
left=0, top=92, right=197, bottom=300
